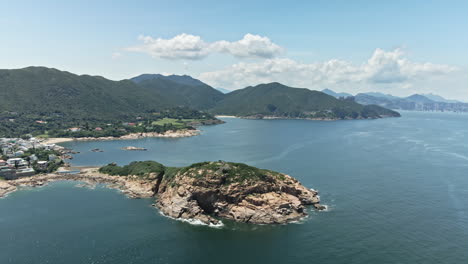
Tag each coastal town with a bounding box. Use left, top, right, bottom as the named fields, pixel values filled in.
left=0, top=137, right=65, bottom=180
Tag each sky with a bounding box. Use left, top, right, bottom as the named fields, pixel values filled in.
left=1, top=0, right=467, bottom=99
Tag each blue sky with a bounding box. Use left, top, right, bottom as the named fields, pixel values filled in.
left=1, top=0, right=467, bottom=99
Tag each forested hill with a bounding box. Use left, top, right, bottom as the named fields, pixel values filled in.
left=0, top=67, right=221, bottom=138
left=131, top=76, right=224, bottom=110
left=212, top=82, right=400, bottom=119
left=0, top=67, right=225, bottom=118
left=0, top=67, right=400, bottom=137
left=0, top=67, right=170, bottom=118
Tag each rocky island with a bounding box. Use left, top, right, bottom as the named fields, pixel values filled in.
left=99, top=161, right=325, bottom=225
left=1, top=161, right=325, bottom=225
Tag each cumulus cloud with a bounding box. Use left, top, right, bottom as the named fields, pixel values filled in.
left=126, top=33, right=283, bottom=60
left=199, top=48, right=457, bottom=89
left=213, top=34, right=283, bottom=58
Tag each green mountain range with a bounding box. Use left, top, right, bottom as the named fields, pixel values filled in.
left=0, top=67, right=169, bottom=119
left=212, top=83, right=399, bottom=119
left=131, top=74, right=224, bottom=110
left=0, top=66, right=400, bottom=136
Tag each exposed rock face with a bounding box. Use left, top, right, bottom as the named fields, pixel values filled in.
left=0, top=169, right=158, bottom=199
left=155, top=161, right=323, bottom=225
left=2, top=161, right=324, bottom=226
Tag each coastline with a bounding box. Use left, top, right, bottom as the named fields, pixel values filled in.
left=240, top=115, right=400, bottom=121
left=215, top=115, right=237, bottom=118
left=0, top=163, right=326, bottom=226
left=0, top=168, right=157, bottom=199
left=42, top=129, right=200, bottom=145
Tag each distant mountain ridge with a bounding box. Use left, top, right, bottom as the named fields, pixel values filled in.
left=212, top=83, right=400, bottom=119
left=323, top=88, right=467, bottom=112
left=0, top=67, right=400, bottom=123
left=321, top=89, right=353, bottom=98
left=355, top=92, right=468, bottom=112
left=421, top=93, right=460, bottom=103
left=131, top=74, right=207, bottom=87
left=132, top=76, right=224, bottom=110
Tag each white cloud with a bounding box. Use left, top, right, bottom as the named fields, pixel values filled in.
left=199, top=48, right=457, bottom=90
left=213, top=34, right=283, bottom=58
left=126, top=33, right=283, bottom=60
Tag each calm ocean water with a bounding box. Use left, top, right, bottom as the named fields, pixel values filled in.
left=1, top=111, right=468, bottom=263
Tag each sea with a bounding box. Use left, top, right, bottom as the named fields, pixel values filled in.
left=1, top=111, right=468, bottom=263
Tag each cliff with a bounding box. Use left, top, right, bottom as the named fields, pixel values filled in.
left=1, top=161, right=325, bottom=226
left=100, top=160, right=324, bottom=225
left=155, top=161, right=324, bottom=225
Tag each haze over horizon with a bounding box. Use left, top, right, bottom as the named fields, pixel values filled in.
left=1, top=0, right=467, bottom=100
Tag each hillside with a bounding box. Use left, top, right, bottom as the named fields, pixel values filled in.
left=212, top=83, right=400, bottom=119
left=0, top=67, right=401, bottom=137
left=0, top=67, right=170, bottom=118
left=132, top=77, right=224, bottom=110
left=131, top=73, right=207, bottom=87
left=0, top=67, right=220, bottom=138
left=321, top=88, right=353, bottom=98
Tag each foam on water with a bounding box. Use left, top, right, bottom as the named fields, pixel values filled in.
left=159, top=211, right=224, bottom=228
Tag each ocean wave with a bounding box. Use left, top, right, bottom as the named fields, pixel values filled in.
left=444, top=152, right=468, bottom=161
left=158, top=211, right=224, bottom=228
left=319, top=204, right=330, bottom=212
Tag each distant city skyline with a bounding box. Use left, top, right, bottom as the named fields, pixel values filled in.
left=1, top=0, right=467, bottom=100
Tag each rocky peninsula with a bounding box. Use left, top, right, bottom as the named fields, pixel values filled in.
left=1, top=161, right=325, bottom=225
left=0, top=167, right=156, bottom=199
left=100, top=161, right=325, bottom=225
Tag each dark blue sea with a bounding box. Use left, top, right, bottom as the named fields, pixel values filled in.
left=1, top=111, right=467, bottom=263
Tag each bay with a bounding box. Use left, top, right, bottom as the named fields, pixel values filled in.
left=1, top=111, right=468, bottom=263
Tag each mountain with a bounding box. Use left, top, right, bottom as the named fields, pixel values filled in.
left=212, top=83, right=400, bottom=119
left=0, top=67, right=227, bottom=138
left=321, top=89, right=353, bottom=98
left=131, top=74, right=207, bottom=87
left=405, top=94, right=435, bottom=103
left=362, top=92, right=399, bottom=100
left=422, top=93, right=460, bottom=103
left=0, top=66, right=401, bottom=136
left=131, top=75, right=224, bottom=110
left=355, top=93, right=468, bottom=112
left=0, top=67, right=170, bottom=118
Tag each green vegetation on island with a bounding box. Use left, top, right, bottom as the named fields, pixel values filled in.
left=99, top=160, right=285, bottom=184
left=99, top=160, right=324, bottom=225
left=99, top=161, right=166, bottom=179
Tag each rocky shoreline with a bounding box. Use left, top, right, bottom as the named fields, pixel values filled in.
left=42, top=129, right=200, bottom=144
left=0, top=168, right=157, bottom=199
left=151, top=161, right=326, bottom=225
left=1, top=162, right=326, bottom=226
